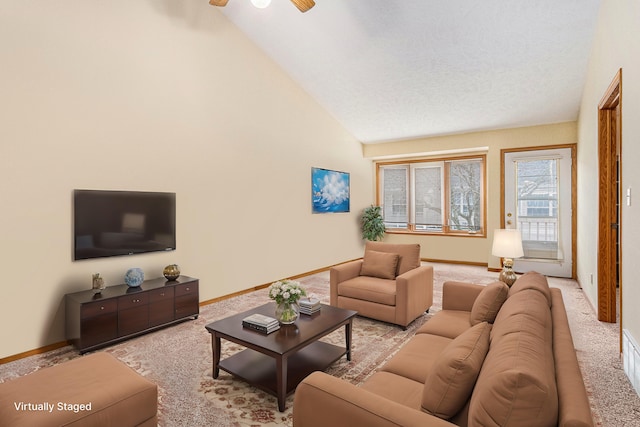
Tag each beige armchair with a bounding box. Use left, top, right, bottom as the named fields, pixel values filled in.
left=330, top=242, right=433, bottom=328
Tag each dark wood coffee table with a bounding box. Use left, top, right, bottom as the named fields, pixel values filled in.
left=205, top=302, right=357, bottom=412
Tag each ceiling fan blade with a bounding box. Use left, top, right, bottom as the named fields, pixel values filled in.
left=209, top=0, right=229, bottom=6
left=290, top=0, right=315, bottom=13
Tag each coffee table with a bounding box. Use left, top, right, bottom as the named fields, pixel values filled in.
left=205, top=302, right=357, bottom=412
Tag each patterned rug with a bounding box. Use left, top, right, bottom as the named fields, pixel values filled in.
left=2, top=264, right=638, bottom=426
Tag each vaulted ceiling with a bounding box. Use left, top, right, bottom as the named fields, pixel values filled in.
left=219, top=1, right=601, bottom=143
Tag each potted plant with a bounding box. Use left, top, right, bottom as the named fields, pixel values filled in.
left=361, top=205, right=385, bottom=241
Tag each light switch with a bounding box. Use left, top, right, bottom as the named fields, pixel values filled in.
left=627, top=187, right=632, bottom=206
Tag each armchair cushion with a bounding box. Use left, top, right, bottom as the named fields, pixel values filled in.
left=469, top=281, right=509, bottom=325
left=360, top=250, right=400, bottom=280
left=365, top=241, right=420, bottom=276
left=421, top=321, right=491, bottom=419
left=337, top=276, right=396, bottom=306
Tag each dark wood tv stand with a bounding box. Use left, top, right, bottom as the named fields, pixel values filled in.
left=65, top=276, right=199, bottom=353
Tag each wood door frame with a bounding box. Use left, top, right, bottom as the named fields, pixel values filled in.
left=597, top=68, right=622, bottom=324
left=499, top=144, right=577, bottom=279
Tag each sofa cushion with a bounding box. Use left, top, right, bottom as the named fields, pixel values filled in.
left=416, top=310, right=472, bottom=339
left=365, top=241, right=421, bottom=276
left=508, top=271, right=552, bottom=307
left=469, top=290, right=558, bottom=427
left=361, top=371, right=424, bottom=411
left=470, top=281, right=509, bottom=325
left=337, top=276, right=396, bottom=306
left=381, top=334, right=453, bottom=383
left=421, top=321, right=491, bottom=419
left=360, top=250, right=400, bottom=280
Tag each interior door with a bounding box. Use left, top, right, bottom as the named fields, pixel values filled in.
left=503, top=148, right=573, bottom=278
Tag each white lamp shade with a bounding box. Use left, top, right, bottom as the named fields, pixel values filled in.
left=251, top=0, right=271, bottom=8
left=492, top=229, right=524, bottom=258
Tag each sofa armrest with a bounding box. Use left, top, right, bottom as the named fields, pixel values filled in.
left=330, top=260, right=363, bottom=305
left=550, top=288, right=595, bottom=427
left=395, top=265, right=434, bottom=326
left=441, top=281, right=484, bottom=311
left=293, top=372, right=456, bottom=427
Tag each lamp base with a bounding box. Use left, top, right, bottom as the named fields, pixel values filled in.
left=498, top=258, right=518, bottom=287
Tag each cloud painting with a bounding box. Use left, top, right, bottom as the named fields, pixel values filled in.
left=312, top=168, right=350, bottom=213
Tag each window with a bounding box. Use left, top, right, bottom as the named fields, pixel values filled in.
left=377, top=156, right=485, bottom=236
left=515, top=158, right=559, bottom=248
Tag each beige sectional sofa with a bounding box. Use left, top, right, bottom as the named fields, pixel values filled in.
left=293, top=271, right=593, bottom=427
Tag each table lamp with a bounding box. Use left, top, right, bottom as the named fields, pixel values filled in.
left=491, top=229, right=524, bottom=286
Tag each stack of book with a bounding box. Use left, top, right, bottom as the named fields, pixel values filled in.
left=242, top=313, right=280, bottom=334
left=299, top=298, right=321, bottom=315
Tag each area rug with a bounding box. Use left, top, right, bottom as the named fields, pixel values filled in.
left=2, top=263, right=639, bottom=426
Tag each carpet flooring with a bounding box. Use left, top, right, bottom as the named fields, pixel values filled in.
left=2, top=263, right=640, bottom=426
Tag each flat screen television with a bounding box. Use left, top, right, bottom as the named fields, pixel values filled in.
left=73, top=189, right=176, bottom=260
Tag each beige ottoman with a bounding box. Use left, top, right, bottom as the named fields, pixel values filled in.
left=0, top=352, right=157, bottom=427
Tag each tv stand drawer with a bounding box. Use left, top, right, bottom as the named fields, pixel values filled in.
left=175, top=282, right=198, bottom=297
left=118, top=293, right=149, bottom=310
left=81, top=300, right=118, bottom=319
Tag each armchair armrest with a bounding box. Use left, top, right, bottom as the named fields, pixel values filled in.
left=330, top=260, right=363, bottom=305
left=293, top=372, right=456, bottom=427
left=395, top=265, right=434, bottom=326
left=441, top=281, right=484, bottom=311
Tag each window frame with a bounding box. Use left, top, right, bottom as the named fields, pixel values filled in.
left=376, top=154, right=487, bottom=237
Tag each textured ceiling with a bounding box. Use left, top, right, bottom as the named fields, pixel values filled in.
left=220, top=1, right=601, bottom=143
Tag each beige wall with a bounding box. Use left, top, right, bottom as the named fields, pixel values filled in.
left=363, top=122, right=577, bottom=268
left=0, top=1, right=372, bottom=358
left=576, top=0, right=640, bottom=344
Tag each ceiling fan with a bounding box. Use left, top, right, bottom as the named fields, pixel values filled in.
left=209, top=0, right=315, bottom=13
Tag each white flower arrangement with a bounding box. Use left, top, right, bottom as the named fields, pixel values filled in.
left=268, top=280, right=307, bottom=305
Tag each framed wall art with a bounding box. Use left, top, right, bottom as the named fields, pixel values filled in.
left=311, top=167, right=350, bottom=213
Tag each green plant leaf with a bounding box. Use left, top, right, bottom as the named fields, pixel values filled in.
left=361, top=205, right=385, bottom=241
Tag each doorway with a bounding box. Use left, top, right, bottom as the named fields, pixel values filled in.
left=597, top=69, right=622, bottom=325
left=502, top=146, right=576, bottom=278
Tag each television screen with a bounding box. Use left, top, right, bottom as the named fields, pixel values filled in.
left=73, top=189, right=176, bottom=260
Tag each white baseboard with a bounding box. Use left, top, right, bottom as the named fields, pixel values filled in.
left=622, top=329, right=640, bottom=397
